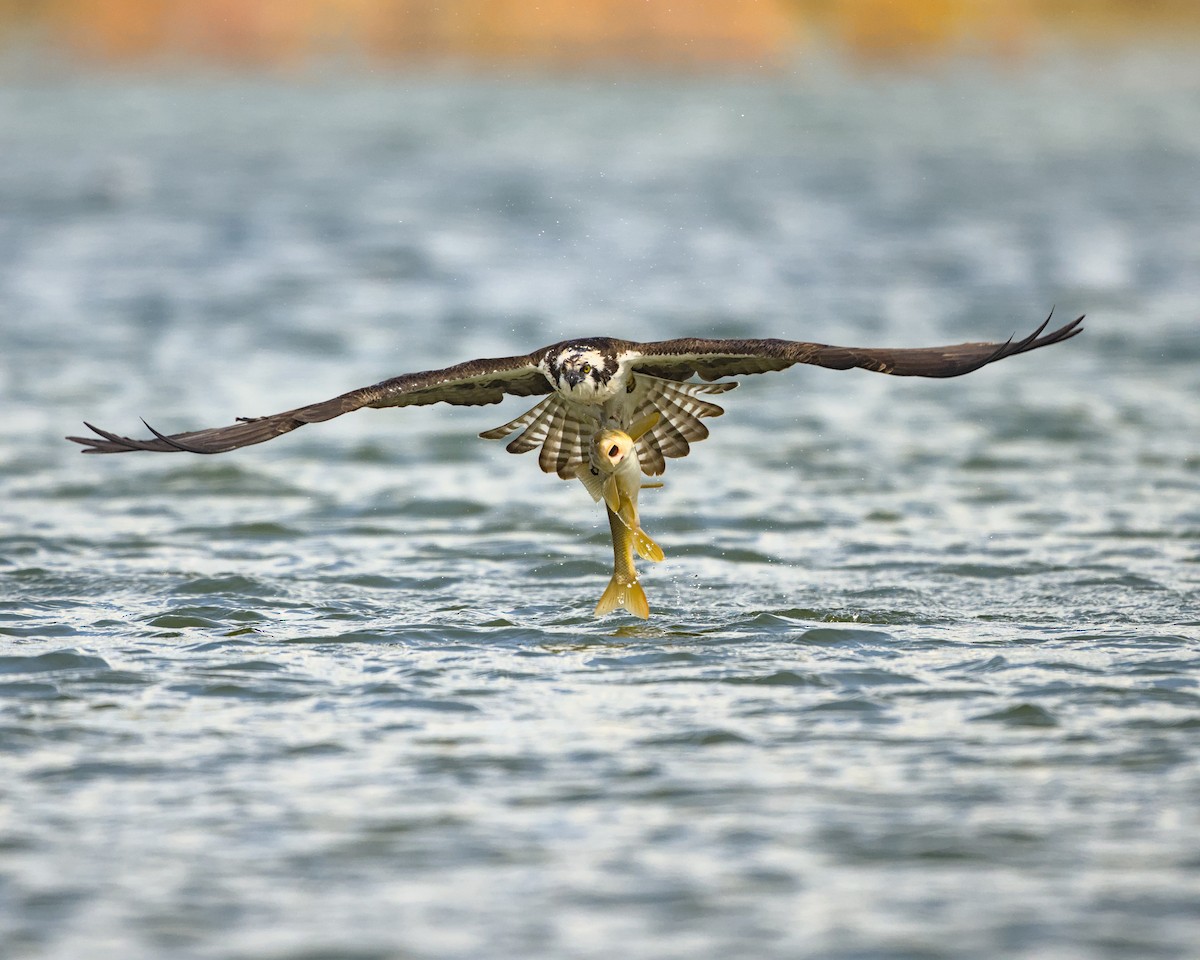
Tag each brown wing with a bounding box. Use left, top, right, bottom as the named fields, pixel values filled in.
left=628, top=312, right=1084, bottom=381
left=67, top=351, right=551, bottom=454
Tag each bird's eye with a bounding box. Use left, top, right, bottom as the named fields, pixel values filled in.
left=608, top=445, right=620, bottom=458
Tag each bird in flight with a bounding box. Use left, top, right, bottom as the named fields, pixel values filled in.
left=69, top=313, right=1083, bottom=609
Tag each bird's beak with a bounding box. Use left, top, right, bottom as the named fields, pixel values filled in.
left=563, top=369, right=582, bottom=388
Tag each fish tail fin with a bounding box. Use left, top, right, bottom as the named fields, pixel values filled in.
left=633, top=528, right=665, bottom=563
left=594, top=575, right=650, bottom=619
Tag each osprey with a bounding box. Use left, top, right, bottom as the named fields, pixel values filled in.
left=69, top=312, right=1084, bottom=616
left=69, top=313, right=1083, bottom=480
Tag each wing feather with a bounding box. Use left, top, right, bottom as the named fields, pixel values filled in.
left=628, top=312, right=1084, bottom=381
left=68, top=316, right=1083, bottom=458
left=68, top=351, right=551, bottom=454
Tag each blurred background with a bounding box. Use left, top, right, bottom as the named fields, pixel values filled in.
left=3, top=4, right=1200, bottom=960
left=2, top=0, right=1200, bottom=69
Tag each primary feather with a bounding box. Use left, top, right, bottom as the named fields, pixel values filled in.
left=68, top=313, right=1084, bottom=467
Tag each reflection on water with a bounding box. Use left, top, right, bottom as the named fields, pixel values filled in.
left=2, top=54, right=1200, bottom=960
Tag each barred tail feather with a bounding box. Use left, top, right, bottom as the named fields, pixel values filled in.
left=507, top=398, right=563, bottom=453
left=482, top=397, right=598, bottom=478
left=646, top=412, right=695, bottom=463
left=478, top=396, right=555, bottom=442
left=633, top=376, right=737, bottom=476
left=637, top=427, right=666, bottom=476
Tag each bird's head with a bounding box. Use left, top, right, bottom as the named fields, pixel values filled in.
left=548, top=344, right=614, bottom=399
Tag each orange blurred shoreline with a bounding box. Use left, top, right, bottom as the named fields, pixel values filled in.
left=1, top=0, right=1197, bottom=70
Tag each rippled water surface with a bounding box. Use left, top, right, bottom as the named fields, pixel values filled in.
left=2, top=54, right=1199, bottom=959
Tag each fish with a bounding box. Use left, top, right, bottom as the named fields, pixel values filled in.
left=577, top=413, right=665, bottom=618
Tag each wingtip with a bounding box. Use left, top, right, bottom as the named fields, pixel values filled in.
left=66, top=421, right=123, bottom=453
left=1026, top=308, right=1056, bottom=341
left=64, top=418, right=202, bottom=454
left=1038, top=311, right=1085, bottom=346
left=65, top=433, right=96, bottom=452
left=140, top=417, right=210, bottom=454
left=1008, top=309, right=1086, bottom=355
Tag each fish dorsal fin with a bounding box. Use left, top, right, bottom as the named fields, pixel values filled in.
left=627, top=411, right=661, bottom=443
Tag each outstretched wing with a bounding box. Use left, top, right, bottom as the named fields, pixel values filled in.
left=67, top=351, right=551, bottom=454
left=627, top=312, right=1084, bottom=382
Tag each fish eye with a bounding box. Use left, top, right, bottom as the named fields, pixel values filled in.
left=608, top=445, right=620, bottom=458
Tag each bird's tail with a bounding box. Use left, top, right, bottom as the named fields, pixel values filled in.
left=594, top=573, right=650, bottom=619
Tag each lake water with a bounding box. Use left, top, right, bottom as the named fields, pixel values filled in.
left=1, top=52, right=1199, bottom=960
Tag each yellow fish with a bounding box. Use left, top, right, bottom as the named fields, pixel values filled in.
left=577, top=413, right=665, bottom=619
